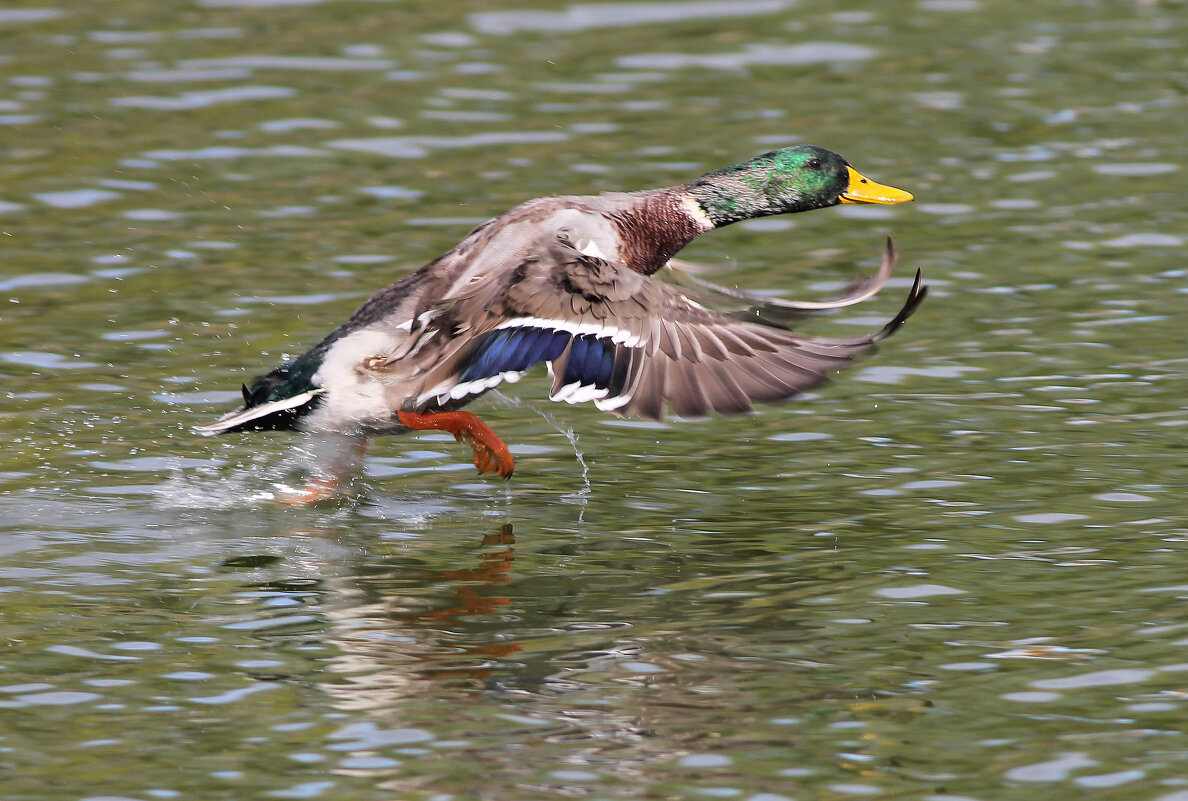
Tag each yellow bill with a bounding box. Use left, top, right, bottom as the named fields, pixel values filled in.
left=839, top=166, right=915, bottom=205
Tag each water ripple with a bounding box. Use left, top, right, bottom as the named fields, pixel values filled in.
left=124, top=68, right=252, bottom=83
left=875, top=584, right=966, bottom=599
left=140, top=144, right=325, bottom=160
left=617, top=42, right=874, bottom=70
left=327, top=722, right=434, bottom=750
left=33, top=189, right=121, bottom=208
left=111, top=85, right=296, bottom=110
left=179, top=55, right=395, bottom=71
left=470, top=0, right=790, bottom=35
left=328, top=131, right=571, bottom=159
left=1005, top=753, right=1096, bottom=782
left=0, top=272, right=88, bottom=290
left=0, top=9, right=65, bottom=23
left=1030, top=669, right=1155, bottom=690
left=259, top=117, right=340, bottom=132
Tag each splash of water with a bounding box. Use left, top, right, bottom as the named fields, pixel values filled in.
left=490, top=391, right=591, bottom=511
left=154, top=435, right=365, bottom=509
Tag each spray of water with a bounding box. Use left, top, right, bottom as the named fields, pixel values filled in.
left=490, top=391, right=592, bottom=511
left=161, top=398, right=592, bottom=514
left=155, top=436, right=362, bottom=510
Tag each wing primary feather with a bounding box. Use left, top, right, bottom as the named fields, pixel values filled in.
left=620, top=346, right=647, bottom=405
left=657, top=320, right=681, bottom=360
left=675, top=325, right=703, bottom=364
left=736, top=357, right=816, bottom=401
left=693, top=328, right=730, bottom=361
left=646, top=317, right=662, bottom=357
left=607, top=343, right=633, bottom=398
left=630, top=360, right=666, bottom=421
left=705, top=361, right=754, bottom=415
left=664, top=360, right=712, bottom=418
left=714, top=328, right=758, bottom=358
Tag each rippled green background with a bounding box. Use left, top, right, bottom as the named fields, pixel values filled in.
left=2, top=1, right=1187, bottom=800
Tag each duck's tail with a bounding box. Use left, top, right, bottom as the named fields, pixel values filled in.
left=194, top=362, right=324, bottom=436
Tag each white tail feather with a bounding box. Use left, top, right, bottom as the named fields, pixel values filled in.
left=193, top=389, right=324, bottom=436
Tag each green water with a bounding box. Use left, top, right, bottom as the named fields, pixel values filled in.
left=2, top=1, right=1188, bottom=799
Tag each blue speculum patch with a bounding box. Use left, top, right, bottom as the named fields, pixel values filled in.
left=460, top=327, right=575, bottom=383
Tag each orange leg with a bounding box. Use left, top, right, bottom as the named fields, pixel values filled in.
left=278, top=474, right=343, bottom=506
left=278, top=437, right=371, bottom=506
left=397, top=410, right=515, bottom=479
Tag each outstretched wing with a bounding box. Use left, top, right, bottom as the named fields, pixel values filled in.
left=667, top=236, right=903, bottom=328
left=406, top=236, right=925, bottom=421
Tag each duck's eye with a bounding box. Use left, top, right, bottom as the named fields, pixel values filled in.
left=807, top=158, right=822, bottom=170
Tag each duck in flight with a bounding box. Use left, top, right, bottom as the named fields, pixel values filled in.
left=195, top=145, right=924, bottom=502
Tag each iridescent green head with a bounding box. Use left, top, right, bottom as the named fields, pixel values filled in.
left=686, top=145, right=913, bottom=228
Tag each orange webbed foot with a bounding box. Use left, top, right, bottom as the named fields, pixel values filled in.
left=277, top=475, right=344, bottom=506
left=398, top=410, right=515, bottom=479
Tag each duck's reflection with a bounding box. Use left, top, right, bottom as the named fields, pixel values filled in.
left=231, top=517, right=805, bottom=794
left=414, top=524, right=516, bottom=624
left=298, top=522, right=524, bottom=713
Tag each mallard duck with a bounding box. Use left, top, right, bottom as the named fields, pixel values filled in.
left=196, top=145, right=924, bottom=501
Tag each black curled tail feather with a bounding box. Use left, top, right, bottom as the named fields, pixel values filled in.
left=194, top=360, right=325, bottom=436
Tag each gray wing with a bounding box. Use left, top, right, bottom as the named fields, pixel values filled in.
left=667, top=236, right=903, bottom=328
left=407, top=236, right=926, bottom=420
